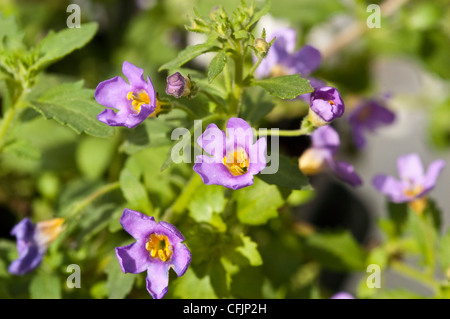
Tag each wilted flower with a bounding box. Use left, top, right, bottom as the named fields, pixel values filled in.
left=193, top=117, right=267, bottom=190
left=95, top=61, right=158, bottom=128
left=166, top=72, right=191, bottom=98
left=373, top=153, right=445, bottom=214
left=255, top=28, right=321, bottom=79
left=115, top=209, right=191, bottom=299
left=309, top=86, right=345, bottom=127
left=349, top=98, right=395, bottom=149
left=298, top=125, right=362, bottom=187
left=9, top=218, right=65, bottom=275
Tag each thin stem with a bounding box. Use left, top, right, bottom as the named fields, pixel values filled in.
left=245, top=55, right=264, bottom=82
left=390, top=260, right=440, bottom=293
left=0, top=106, right=17, bottom=153
left=173, top=102, right=197, bottom=119
left=262, top=127, right=312, bottom=137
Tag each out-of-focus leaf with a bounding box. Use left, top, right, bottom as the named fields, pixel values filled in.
left=29, top=271, right=62, bottom=299
left=105, top=255, right=136, bottom=299
left=208, top=50, right=227, bottom=83
left=76, top=136, right=116, bottom=180
left=188, top=184, right=226, bottom=230
left=252, top=74, right=313, bottom=99
left=119, top=168, right=152, bottom=215
left=172, top=268, right=217, bottom=299
left=258, top=154, right=309, bottom=190
left=439, top=227, right=450, bottom=275
left=304, top=231, right=367, bottom=272
left=234, top=178, right=283, bottom=225
left=235, top=234, right=263, bottom=266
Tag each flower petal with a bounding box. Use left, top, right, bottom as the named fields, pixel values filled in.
left=115, top=241, right=150, bottom=274
left=311, top=125, right=340, bottom=153
left=94, top=76, right=130, bottom=111
left=171, top=243, right=191, bottom=277
left=158, top=221, right=185, bottom=244
left=422, top=159, right=445, bottom=193
left=372, top=174, right=409, bottom=202
left=333, top=161, right=362, bottom=187
left=197, top=123, right=226, bottom=160
left=8, top=245, right=43, bottom=275
left=287, top=45, right=321, bottom=75
left=248, top=137, right=267, bottom=175
left=397, top=153, right=424, bottom=184
left=193, top=155, right=255, bottom=190
left=226, top=117, right=254, bottom=155
left=119, top=209, right=157, bottom=240
left=146, top=261, right=170, bottom=299
left=122, top=61, right=147, bottom=90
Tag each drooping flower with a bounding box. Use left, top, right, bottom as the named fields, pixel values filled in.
left=298, top=125, right=362, bottom=187
left=255, top=28, right=321, bottom=80
left=193, top=117, right=267, bottom=190
left=95, top=61, right=159, bottom=128
left=115, top=209, right=191, bottom=299
left=349, top=98, right=395, bottom=149
left=309, top=86, right=345, bottom=127
left=166, top=72, right=191, bottom=98
left=372, top=153, right=445, bottom=214
left=9, top=218, right=65, bottom=275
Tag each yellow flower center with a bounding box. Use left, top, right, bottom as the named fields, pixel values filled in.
left=403, top=184, right=427, bottom=215
left=127, top=90, right=150, bottom=114
left=223, top=148, right=250, bottom=176
left=145, top=234, right=173, bottom=262
left=329, top=100, right=335, bottom=106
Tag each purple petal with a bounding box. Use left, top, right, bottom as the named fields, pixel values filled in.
left=119, top=209, right=157, bottom=240
left=397, top=153, right=425, bottom=184
left=171, top=243, right=191, bottom=277
left=115, top=241, right=150, bottom=274
left=422, top=159, right=445, bottom=194
left=350, top=124, right=367, bottom=149
left=97, top=109, right=130, bottom=127
left=248, top=137, right=267, bottom=175
left=8, top=245, right=44, bottom=275
left=146, top=261, right=170, bottom=299
left=193, top=155, right=255, bottom=190
left=286, top=45, right=321, bottom=76
left=158, top=221, right=185, bottom=244
left=269, top=28, right=297, bottom=54
left=333, top=161, right=362, bottom=187
left=94, top=76, right=130, bottom=111
left=372, top=174, right=409, bottom=202
left=311, top=125, right=340, bottom=153
left=331, top=292, right=354, bottom=299
left=226, top=117, right=254, bottom=155
left=197, top=123, right=226, bottom=160
left=122, top=61, right=147, bottom=90
left=310, top=87, right=345, bottom=122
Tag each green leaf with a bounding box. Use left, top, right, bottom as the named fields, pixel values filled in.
left=172, top=268, right=217, bottom=298
left=304, top=231, right=367, bottom=272
left=158, top=39, right=218, bottom=71
left=207, top=50, right=227, bottom=83
left=29, top=271, right=62, bottom=299
left=258, top=154, right=309, bottom=190
left=234, top=178, right=283, bottom=225
left=235, top=234, right=263, bottom=266
left=29, top=81, right=115, bottom=138
left=387, top=202, right=409, bottom=237
left=105, top=256, right=136, bottom=299
left=233, top=30, right=248, bottom=39
left=188, top=184, right=226, bottom=229
left=406, top=208, right=436, bottom=266
left=119, top=168, right=152, bottom=215
left=76, top=136, right=116, bottom=180
left=252, top=74, right=313, bottom=99
left=32, top=23, right=98, bottom=72
left=2, top=139, right=41, bottom=160
left=0, top=12, right=24, bottom=51
left=241, top=86, right=275, bottom=124
left=439, top=227, right=450, bottom=276
left=247, top=0, right=272, bottom=30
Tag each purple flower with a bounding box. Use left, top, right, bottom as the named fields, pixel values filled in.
left=95, top=61, right=158, bottom=128
left=9, top=218, right=65, bottom=275
left=255, top=28, right=321, bottom=79
left=115, top=209, right=191, bottom=299
left=331, top=292, right=355, bottom=299
left=193, top=118, right=267, bottom=190
left=298, top=125, right=362, bottom=187
left=309, top=86, right=345, bottom=127
left=166, top=72, right=191, bottom=98
left=349, top=98, right=395, bottom=149
left=373, top=153, right=445, bottom=213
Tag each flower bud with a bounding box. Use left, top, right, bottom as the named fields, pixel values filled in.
left=166, top=72, right=191, bottom=98
left=309, top=86, right=345, bottom=127
left=254, top=38, right=270, bottom=55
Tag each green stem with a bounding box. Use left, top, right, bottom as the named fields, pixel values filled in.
left=390, top=260, right=440, bottom=293
left=262, top=127, right=312, bottom=137
left=173, top=102, right=197, bottom=119
left=0, top=106, right=17, bottom=153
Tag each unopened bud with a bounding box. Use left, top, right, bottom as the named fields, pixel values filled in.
left=254, top=38, right=269, bottom=55
left=166, top=72, right=191, bottom=98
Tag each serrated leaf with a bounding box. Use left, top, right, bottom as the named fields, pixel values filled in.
left=252, top=74, right=313, bottom=99
left=304, top=231, right=366, bottom=272
left=105, top=256, right=136, bottom=299
left=236, top=234, right=263, bottom=266
left=119, top=168, right=152, bottom=215
left=208, top=50, right=227, bottom=83
left=234, top=178, right=283, bottom=225
left=188, top=184, right=226, bottom=224
left=29, top=81, right=115, bottom=138
left=29, top=271, right=62, bottom=299
left=258, top=154, right=309, bottom=190
left=158, top=39, right=218, bottom=71
left=32, top=23, right=98, bottom=72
